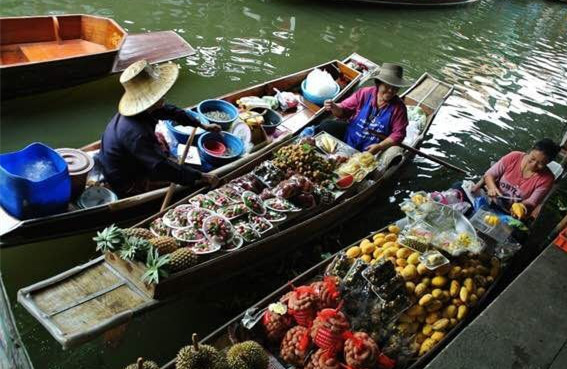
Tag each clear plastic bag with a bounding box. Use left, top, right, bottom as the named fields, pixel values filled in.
left=305, top=68, right=336, bottom=96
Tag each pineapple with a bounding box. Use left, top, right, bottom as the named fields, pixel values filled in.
left=119, top=236, right=151, bottom=262
left=149, top=236, right=178, bottom=255
left=123, top=227, right=154, bottom=240
left=169, top=248, right=199, bottom=272
left=141, top=248, right=170, bottom=285
left=93, top=224, right=124, bottom=252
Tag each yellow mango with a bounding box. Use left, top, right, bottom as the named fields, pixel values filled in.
left=407, top=252, right=421, bottom=265
left=373, top=232, right=386, bottom=240
left=449, top=280, right=460, bottom=297
left=373, top=237, right=386, bottom=247
left=432, top=276, right=448, bottom=288
left=373, top=248, right=383, bottom=260
left=346, top=246, right=361, bottom=258
left=443, top=305, right=457, bottom=319
left=459, top=287, right=469, bottom=303
left=385, top=233, right=398, bottom=242
left=396, top=258, right=408, bottom=267
left=426, top=300, right=443, bottom=312
left=431, top=289, right=443, bottom=299
left=361, top=243, right=376, bottom=255
left=431, top=331, right=446, bottom=342
left=417, top=263, right=429, bottom=275
left=360, top=254, right=372, bottom=263
left=406, top=281, right=416, bottom=294
left=422, top=324, right=433, bottom=336
left=457, top=305, right=468, bottom=320
left=401, top=264, right=418, bottom=280
left=414, top=283, right=428, bottom=297
left=432, top=318, right=449, bottom=331
left=425, top=312, right=440, bottom=325
left=419, top=294, right=434, bottom=307
left=419, top=338, right=436, bottom=356
left=396, top=248, right=412, bottom=259
left=388, top=224, right=401, bottom=234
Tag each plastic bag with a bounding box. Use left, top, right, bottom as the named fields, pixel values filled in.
left=305, top=68, right=336, bottom=97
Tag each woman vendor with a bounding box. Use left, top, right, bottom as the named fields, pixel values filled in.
left=473, top=138, right=560, bottom=219
left=98, top=60, right=221, bottom=198
left=321, top=63, right=410, bottom=155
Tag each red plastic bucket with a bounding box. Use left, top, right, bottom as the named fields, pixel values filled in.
left=203, top=140, right=226, bottom=156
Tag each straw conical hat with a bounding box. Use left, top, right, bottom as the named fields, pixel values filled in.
left=371, top=63, right=410, bottom=88
left=118, top=60, right=179, bottom=116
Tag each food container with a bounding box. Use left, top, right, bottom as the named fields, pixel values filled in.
left=419, top=250, right=450, bottom=270
left=172, top=227, right=206, bottom=246
left=150, top=218, right=170, bottom=237
left=163, top=205, right=193, bottom=229
left=188, top=194, right=217, bottom=210
left=164, top=109, right=208, bottom=143
left=249, top=107, right=282, bottom=135
left=264, top=197, right=301, bottom=213
left=76, top=186, right=118, bottom=209
left=188, top=240, right=221, bottom=255
left=55, top=148, right=95, bottom=200
left=264, top=209, right=287, bottom=223
left=248, top=215, right=273, bottom=234
left=202, top=214, right=235, bottom=246
left=187, top=208, right=215, bottom=230
left=223, top=235, right=244, bottom=251
left=234, top=223, right=260, bottom=243
left=242, top=190, right=266, bottom=215
left=197, top=99, right=239, bottom=130
left=301, top=80, right=340, bottom=106
left=197, top=132, right=244, bottom=167
left=469, top=208, right=512, bottom=243
left=218, top=203, right=249, bottom=220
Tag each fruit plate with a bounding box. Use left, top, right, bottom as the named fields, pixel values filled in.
left=234, top=223, right=261, bottom=243
left=202, top=214, right=235, bottom=246
left=264, top=197, right=301, bottom=213
left=150, top=218, right=170, bottom=237
left=242, top=190, right=267, bottom=216
left=187, top=208, right=215, bottom=230
left=264, top=209, right=287, bottom=223
left=188, top=194, right=217, bottom=210
left=334, top=174, right=354, bottom=190
left=171, top=227, right=206, bottom=244
left=216, top=184, right=245, bottom=202
left=188, top=240, right=222, bottom=255
left=162, top=205, right=194, bottom=229
left=248, top=215, right=273, bottom=234
left=217, top=203, right=249, bottom=220
left=419, top=250, right=450, bottom=270
left=222, top=235, right=244, bottom=252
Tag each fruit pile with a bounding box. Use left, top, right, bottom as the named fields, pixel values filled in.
left=337, top=224, right=500, bottom=358
left=272, top=142, right=336, bottom=182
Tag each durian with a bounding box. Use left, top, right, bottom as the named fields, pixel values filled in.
left=124, top=357, right=159, bottom=369
left=175, top=333, right=227, bottom=369
left=226, top=341, right=268, bottom=369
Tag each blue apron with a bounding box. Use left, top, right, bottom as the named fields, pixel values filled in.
left=344, top=93, right=395, bottom=151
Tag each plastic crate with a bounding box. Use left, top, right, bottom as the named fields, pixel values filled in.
left=469, top=208, right=512, bottom=243
left=0, top=142, right=70, bottom=219
left=554, top=228, right=567, bottom=252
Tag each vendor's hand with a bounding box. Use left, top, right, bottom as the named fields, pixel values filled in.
left=323, top=100, right=341, bottom=117
left=510, top=202, right=527, bottom=219
left=203, top=123, right=222, bottom=133
left=486, top=186, right=502, bottom=198
left=200, top=173, right=220, bottom=188
left=365, top=144, right=382, bottom=155
left=154, top=132, right=170, bottom=154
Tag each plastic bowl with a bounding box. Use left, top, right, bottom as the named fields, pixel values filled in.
left=249, top=107, right=283, bottom=135
left=301, top=80, right=340, bottom=106
left=197, top=99, right=239, bottom=130
left=203, top=140, right=227, bottom=156
left=165, top=109, right=208, bottom=143
left=197, top=132, right=244, bottom=167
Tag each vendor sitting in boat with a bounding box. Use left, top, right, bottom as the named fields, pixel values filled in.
left=321, top=63, right=410, bottom=155
left=99, top=60, right=221, bottom=198
left=472, top=138, right=560, bottom=220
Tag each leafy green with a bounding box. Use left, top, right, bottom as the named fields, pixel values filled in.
left=93, top=224, right=124, bottom=253
left=141, top=249, right=170, bottom=285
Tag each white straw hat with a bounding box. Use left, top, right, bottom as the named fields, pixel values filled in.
left=118, top=60, right=179, bottom=116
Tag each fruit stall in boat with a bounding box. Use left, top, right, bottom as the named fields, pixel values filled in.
left=0, top=53, right=373, bottom=248
left=0, top=14, right=197, bottom=99
left=17, top=71, right=454, bottom=349
left=156, top=192, right=531, bottom=369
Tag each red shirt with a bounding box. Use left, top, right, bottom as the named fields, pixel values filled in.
left=338, top=86, right=408, bottom=143
left=485, top=151, right=554, bottom=211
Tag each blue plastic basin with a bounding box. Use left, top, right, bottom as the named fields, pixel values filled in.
left=197, top=99, right=239, bottom=130
left=165, top=109, right=207, bottom=144
left=197, top=132, right=244, bottom=168
left=301, top=80, right=340, bottom=106
left=0, top=142, right=71, bottom=219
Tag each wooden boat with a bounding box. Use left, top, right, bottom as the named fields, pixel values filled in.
left=337, top=0, right=479, bottom=6
left=17, top=72, right=453, bottom=348
left=0, top=14, right=195, bottom=99
left=0, top=54, right=371, bottom=247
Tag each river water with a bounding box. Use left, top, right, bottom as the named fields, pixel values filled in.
left=1, top=0, right=566, bottom=368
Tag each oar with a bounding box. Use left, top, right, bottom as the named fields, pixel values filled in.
left=160, top=126, right=198, bottom=211
left=366, top=129, right=468, bottom=175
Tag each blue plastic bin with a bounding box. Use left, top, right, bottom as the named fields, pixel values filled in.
left=165, top=108, right=208, bottom=144
left=0, top=142, right=71, bottom=219
left=197, top=132, right=244, bottom=168
left=197, top=99, right=239, bottom=130
left=301, top=80, right=340, bottom=106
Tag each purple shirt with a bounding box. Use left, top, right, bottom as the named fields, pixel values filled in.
left=338, top=86, right=408, bottom=143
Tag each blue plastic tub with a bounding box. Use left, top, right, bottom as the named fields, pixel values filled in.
left=197, top=99, right=239, bottom=130
left=165, top=108, right=208, bottom=144
left=0, top=142, right=71, bottom=219
left=197, top=132, right=244, bottom=168
left=301, top=80, right=340, bottom=106
left=249, top=107, right=283, bottom=135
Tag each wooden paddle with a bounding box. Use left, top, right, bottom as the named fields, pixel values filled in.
left=160, top=126, right=198, bottom=211
left=366, top=129, right=468, bottom=175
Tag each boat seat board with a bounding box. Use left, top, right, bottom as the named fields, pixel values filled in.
left=17, top=39, right=108, bottom=63
left=406, top=76, right=452, bottom=111
left=112, top=31, right=195, bottom=73
left=18, top=257, right=154, bottom=346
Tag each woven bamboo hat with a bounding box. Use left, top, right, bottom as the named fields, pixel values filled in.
left=371, top=63, right=410, bottom=88
left=118, top=60, right=179, bottom=116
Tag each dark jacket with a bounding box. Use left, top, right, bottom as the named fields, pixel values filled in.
left=99, top=104, right=202, bottom=196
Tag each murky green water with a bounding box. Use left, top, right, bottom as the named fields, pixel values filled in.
left=1, top=0, right=567, bottom=368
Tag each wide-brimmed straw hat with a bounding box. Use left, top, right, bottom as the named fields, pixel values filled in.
left=118, top=60, right=179, bottom=116
left=371, top=63, right=410, bottom=88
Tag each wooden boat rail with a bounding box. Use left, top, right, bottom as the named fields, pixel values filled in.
left=17, top=70, right=453, bottom=349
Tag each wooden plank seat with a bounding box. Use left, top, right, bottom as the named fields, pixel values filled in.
left=18, top=39, right=108, bottom=62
